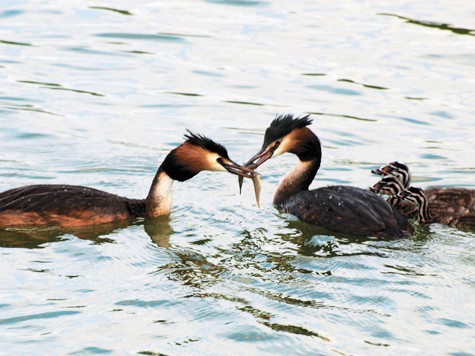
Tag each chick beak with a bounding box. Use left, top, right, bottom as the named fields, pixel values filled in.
left=371, top=166, right=391, bottom=175
left=221, top=161, right=255, bottom=178
left=369, top=182, right=382, bottom=193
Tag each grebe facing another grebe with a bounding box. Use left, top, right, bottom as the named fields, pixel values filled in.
left=242, top=114, right=411, bottom=239
left=0, top=132, right=256, bottom=229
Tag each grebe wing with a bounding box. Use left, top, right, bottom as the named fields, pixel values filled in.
left=282, top=185, right=409, bottom=238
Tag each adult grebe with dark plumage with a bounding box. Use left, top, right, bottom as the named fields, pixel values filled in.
left=0, top=132, right=256, bottom=228
left=242, top=114, right=411, bottom=238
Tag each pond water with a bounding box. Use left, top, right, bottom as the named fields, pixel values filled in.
left=1, top=0, right=474, bottom=354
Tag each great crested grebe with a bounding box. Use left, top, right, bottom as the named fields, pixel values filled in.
left=373, top=161, right=475, bottom=230
left=242, top=114, right=411, bottom=238
left=0, top=132, right=256, bottom=228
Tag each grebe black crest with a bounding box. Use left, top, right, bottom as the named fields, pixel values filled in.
left=243, top=114, right=411, bottom=239
left=0, top=131, right=257, bottom=228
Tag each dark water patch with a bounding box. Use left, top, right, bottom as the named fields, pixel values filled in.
left=192, top=69, right=224, bottom=77
left=49, top=87, right=104, bottom=97
left=138, top=351, right=169, bottom=356
left=95, top=33, right=185, bottom=43
left=18, top=80, right=61, bottom=87
left=14, top=81, right=104, bottom=101
left=396, top=116, right=429, bottom=126
left=309, top=111, right=377, bottom=122
left=159, top=32, right=211, bottom=39
left=89, top=6, right=133, bottom=16
left=124, top=50, right=153, bottom=55
left=22, top=268, right=50, bottom=273
left=0, top=9, right=23, bottom=18
left=165, top=91, right=204, bottom=97
left=308, top=84, right=362, bottom=96
left=187, top=292, right=248, bottom=305
left=70, top=346, right=113, bottom=354
left=420, top=153, right=446, bottom=160
left=64, top=46, right=131, bottom=57
left=0, top=39, right=32, bottom=46
left=224, top=100, right=265, bottom=106
left=338, top=78, right=389, bottom=90
left=430, top=110, right=454, bottom=119
left=405, top=96, right=428, bottom=101
left=301, top=73, right=326, bottom=76
left=51, top=63, right=106, bottom=71
left=115, top=299, right=180, bottom=308
left=382, top=264, right=438, bottom=277
left=364, top=340, right=390, bottom=347
left=379, top=13, right=475, bottom=37
left=0, top=310, right=80, bottom=325
left=3, top=104, right=59, bottom=116
left=262, top=321, right=330, bottom=341
left=439, top=318, right=470, bottom=329
left=15, top=132, right=53, bottom=139
left=238, top=305, right=273, bottom=320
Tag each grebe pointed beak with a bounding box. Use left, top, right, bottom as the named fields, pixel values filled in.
left=244, top=147, right=274, bottom=169
left=221, top=160, right=256, bottom=179
left=238, top=146, right=275, bottom=195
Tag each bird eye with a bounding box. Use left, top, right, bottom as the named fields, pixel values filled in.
left=273, top=141, right=281, bottom=150
left=217, top=157, right=224, bottom=165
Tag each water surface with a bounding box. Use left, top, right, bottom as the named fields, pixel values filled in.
left=0, top=0, right=474, bottom=354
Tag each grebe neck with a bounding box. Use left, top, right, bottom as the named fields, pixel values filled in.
left=145, top=168, right=175, bottom=217
left=273, top=158, right=320, bottom=207
left=417, top=194, right=432, bottom=223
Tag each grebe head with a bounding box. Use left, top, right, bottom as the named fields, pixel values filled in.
left=370, top=176, right=404, bottom=196
left=245, top=114, right=320, bottom=168
left=371, top=161, right=410, bottom=188
left=398, top=186, right=432, bottom=223
left=161, top=131, right=255, bottom=182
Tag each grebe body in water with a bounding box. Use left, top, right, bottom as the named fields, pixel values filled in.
left=0, top=132, right=255, bottom=228
left=244, top=114, right=411, bottom=238
left=373, top=161, right=475, bottom=230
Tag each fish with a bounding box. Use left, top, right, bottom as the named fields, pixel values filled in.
left=251, top=171, right=261, bottom=208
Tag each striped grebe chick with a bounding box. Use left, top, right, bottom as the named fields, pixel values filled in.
left=0, top=132, right=256, bottom=228
left=242, top=114, right=411, bottom=239
left=398, top=187, right=432, bottom=223
left=370, top=176, right=418, bottom=219
left=373, top=161, right=475, bottom=230
left=371, top=161, right=411, bottom=188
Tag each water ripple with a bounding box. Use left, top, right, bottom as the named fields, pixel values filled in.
left=379, top=13, right=475, bottom=37
left=89, top=6, right=133, bottom=16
